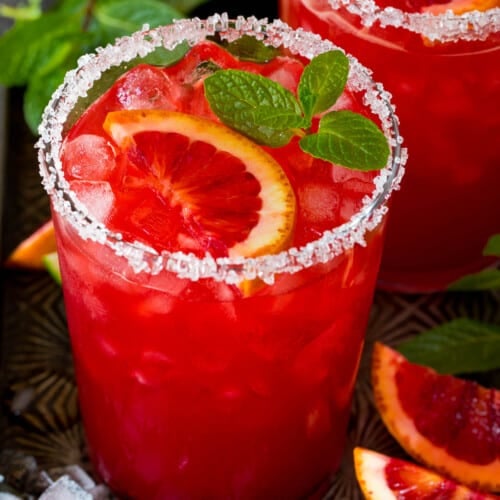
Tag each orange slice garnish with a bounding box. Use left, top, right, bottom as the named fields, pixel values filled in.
left=354, top=447, right=499, bottom=499
left=103, top=109, right=296, bottom=262
left=423, top=0, right=499, bottom=15
left=5, top=219, right=56, bottom=269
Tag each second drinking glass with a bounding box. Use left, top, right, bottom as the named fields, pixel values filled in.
left=281, top=0, right=500, bottom=292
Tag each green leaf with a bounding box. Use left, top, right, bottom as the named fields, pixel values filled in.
left=24, top=65, right=70, bottom=134
left=204, top=69, right=307, bottom=147
left=94, top=0, right=182, bottom=39
left=0, top=0, right=42, bottom=21
left=64, top=43, right=187, bottom=132
left=139, top=43, right=188, bottom=67
left=299, top=110, right=390, bottom=170
left=448, top=268, right=500, bottom=291
left=42, top=252, right=62, bottom=285
left=483, top=234, right=500, bottom=257
left=298, top=50, right=349, bottom=120
left=397, top=318, right=500, bottom=375
left=162, top=0, right=207, bottom=15
left=0, top=11, right=82, bottom=86
left=221, top=35, right=279, bottom=63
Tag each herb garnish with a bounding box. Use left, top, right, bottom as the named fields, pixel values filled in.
left=205, top=50, right=390, bottom=171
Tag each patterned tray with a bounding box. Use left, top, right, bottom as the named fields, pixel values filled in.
left=1, top=88, right=499, bottom=499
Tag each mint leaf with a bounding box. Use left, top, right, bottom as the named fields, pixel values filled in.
left=64, top=43, right=188, bottom=131
left=162, top=0, right=207, bottom=15
left=484, top=234, right=500, bottom=257
left=140, top=44, right=188, bottom=67
left=93, top=0, right=182, bottom=39
left=446, top=234, right=500, bottom=291
left=221, top=35, right=279, bottom=63
left=0, top=11, right=82, bottom=86
left=298, top=50, right=349, bottom=120
left=204, top=69, right=307, bottom=147
left=0, top=0, right=41, bottom=20
left=25, top=65, right=71, bottom=134
left=300, top=110, right=389, bottom=170
left=397, top=319, right=500, bottom=375
left=448, top=268, right=500, bottom=291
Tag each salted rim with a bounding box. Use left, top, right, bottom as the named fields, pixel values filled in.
left=327, top=0, right=500, bottom=43
left=37, top=13, right=406, bottom=285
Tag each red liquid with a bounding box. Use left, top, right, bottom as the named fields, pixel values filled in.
left=280, top=0, right=500, bottom=292
left=53, top=40, right=390, bottom=498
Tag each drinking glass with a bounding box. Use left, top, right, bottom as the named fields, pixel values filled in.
left=38, top=14, right=405, bottom=499
left=280, top=0, right=500, bottom=292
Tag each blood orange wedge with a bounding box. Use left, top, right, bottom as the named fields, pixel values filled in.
left=371, top=342, right=500, bottom=493
left=102, top=109, right=296, bottom=260
left=354, top=447, right=500, bottom=499
left=5, top=219, right=56, bottom=269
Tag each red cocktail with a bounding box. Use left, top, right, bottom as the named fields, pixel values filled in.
left=280, top=0, right=500, bottom=292
left=38, top=15, right=404, bottom=499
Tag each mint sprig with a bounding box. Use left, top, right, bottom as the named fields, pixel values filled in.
left=397, top=318, right=500, bottom=376
left=448, top=233, right=500, bottom=291
left=204, top=50, right=390, bottom=171
left=204, top=70, right=307, bottom=147
left=0, top=0, right=204, bottom=134
left=298, top=50, right=349, bottom=120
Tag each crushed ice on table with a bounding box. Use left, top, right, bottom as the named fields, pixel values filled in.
left=38, top=466, right=111, bottom=500
left=39, top=476, right=91, bottom=500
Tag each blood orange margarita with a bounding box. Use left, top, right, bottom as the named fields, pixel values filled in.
left=280, top=0, right=500, bottom=292
left=37, top=15, right=404, bottom=499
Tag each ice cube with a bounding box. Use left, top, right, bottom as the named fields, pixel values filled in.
left=70, top=180, right=115, bottom=222
left=116, top=65, right=181, bottom=110
left=332, top=166, right=374, bottom=195
left=298, top=181, right=340, bottom=226
left=339, top=196, right=363, bottom=223
left=39, top=476, right=92, bottom=500
left=306, top=399, right=332, bottom=440
left=332, top=165, right=371, bottom=184
left=136, top=293, right=177, bottom=317
left=261, top=57, right=304, bottom=93
left=0, top=493, right=22, bottom=500
left=62, top=134, right=115, bottom=181
left=131, top=350, right=174, bottom=387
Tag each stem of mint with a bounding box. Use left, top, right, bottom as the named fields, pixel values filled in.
left=204, top=50, right=390, bottom=171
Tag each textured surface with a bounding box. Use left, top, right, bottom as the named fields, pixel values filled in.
left=1, top=88, right=499, bottom=499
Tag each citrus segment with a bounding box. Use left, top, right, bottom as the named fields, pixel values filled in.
left=42, top=251, right=62, bottom=285
left=103, top=109, right=296, bottom=259
left=423, top=0, right=499, bottom=15
left=371, top=342, right=500, bottom=493
left=5, top=220, right=57, bottom=269
left=354, top=447, right=499, bottom=500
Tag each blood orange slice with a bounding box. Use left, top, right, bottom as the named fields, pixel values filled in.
left=5, top=219, right=56, bottom=269
left=371, top=342, right=500, bottom=493
left=422, top=0, right=498, bottom=15
left=354, top=447, right=499, bottom=499
left=103, top=109, right=296, bottom=259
